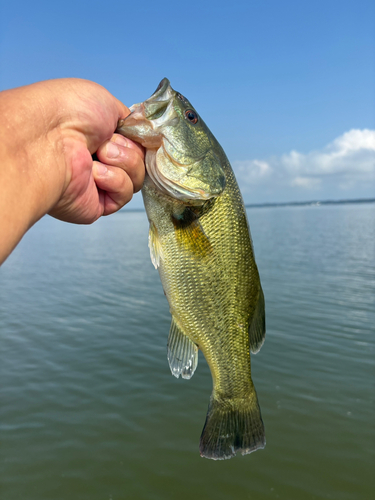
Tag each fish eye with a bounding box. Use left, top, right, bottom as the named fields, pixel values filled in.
left=185, top=109, right=198, bottom=124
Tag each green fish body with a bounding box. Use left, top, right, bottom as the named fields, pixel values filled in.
left=117, top=79, right=266, bottom=460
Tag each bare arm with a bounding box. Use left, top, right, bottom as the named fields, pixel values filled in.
left=0, top=78, right=145, bottom=264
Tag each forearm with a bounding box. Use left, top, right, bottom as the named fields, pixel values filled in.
left=0, top=84, right=66, bottom=264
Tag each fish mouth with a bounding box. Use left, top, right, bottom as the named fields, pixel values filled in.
left=117, top=78, right=178, bottom=149
left=143, top=78, right=179, bottom=128
left=144, top=78, right=174, bottom=119
left=150, top=78, right=171, bottom=99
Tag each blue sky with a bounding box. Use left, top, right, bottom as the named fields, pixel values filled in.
left=1, top=0, right=374, bottom=206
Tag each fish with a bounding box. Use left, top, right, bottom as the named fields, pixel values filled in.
left=117, top=78, right=266, bottom=460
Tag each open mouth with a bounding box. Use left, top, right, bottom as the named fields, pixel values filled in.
left=145, top=100, right=169, bottom=121
left=144, top=79, right=175, bottom=122
left=149, top=78, right=171, bottom=100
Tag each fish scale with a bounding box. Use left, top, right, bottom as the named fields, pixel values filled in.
left=118, top=78, right=266, bottom=460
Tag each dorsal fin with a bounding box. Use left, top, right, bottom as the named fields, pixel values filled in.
left=249, top=286, right=266, bottom=353
left=167, top=318, right=198, bottom=379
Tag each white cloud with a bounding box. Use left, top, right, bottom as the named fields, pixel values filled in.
left=234, top=159, right=272, bottom=184
left=233, top=129, right=375, bottom=202
left=291, top=176, right=321, bottom=188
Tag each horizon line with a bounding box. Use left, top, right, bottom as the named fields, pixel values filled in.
left=244, top=197, right=375, bottom=208
left=120, top=197, right=375, bottom=213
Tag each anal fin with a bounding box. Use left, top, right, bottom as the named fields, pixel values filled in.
left=167, top=318, right=198, bottom=379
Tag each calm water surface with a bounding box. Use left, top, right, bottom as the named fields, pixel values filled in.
left=1, top=203, right=374, bottom=500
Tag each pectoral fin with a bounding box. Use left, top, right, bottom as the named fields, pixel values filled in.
left=167, top=318, right=198, bottom=379
left=172, top=208, right=212, bottom=257
left=148, top=221, right=163, bottom=269
left=249, top=287, right=266, bottom=353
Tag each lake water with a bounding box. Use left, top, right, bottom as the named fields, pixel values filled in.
left=1, top=203, right=374, bottom=500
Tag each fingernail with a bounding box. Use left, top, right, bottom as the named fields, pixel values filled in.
left=96, top=163, right=108, bottom=175
left=106, top=141, right=120, bottom=158
left=113, top=135, right=128, bottom=147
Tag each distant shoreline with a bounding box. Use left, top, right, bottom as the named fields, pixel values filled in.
left=244, top=198, right=375, bottom=209
left=120, top=197, right=375, bottom=212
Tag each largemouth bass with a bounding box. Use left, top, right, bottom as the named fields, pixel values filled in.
left=117, top=79, right=266, bottom=460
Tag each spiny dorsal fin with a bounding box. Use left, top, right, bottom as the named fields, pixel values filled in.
left=249, top=286, right=266, bottom=354
left=148, top=221, right=163, bottom=269
left=167, top=318, right=198, bottom=379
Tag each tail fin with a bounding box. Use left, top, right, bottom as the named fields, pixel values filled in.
left=199, top=392, right=265, bottom=460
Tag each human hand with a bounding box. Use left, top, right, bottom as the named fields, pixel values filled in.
left=43, top=79, right=145, bottom=223
left=0, top=78, right=145, bottom=264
